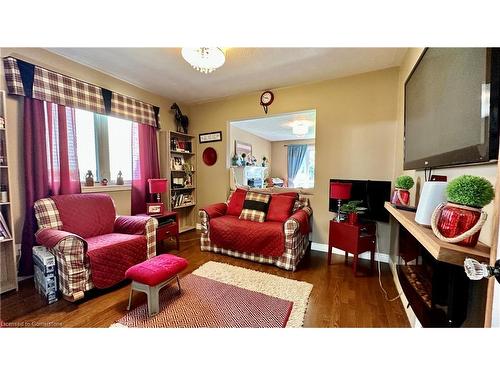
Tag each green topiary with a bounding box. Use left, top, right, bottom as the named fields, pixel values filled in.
left=446, top=175, right=494, bottom=208
left=395, top=175, right=414, bottom=190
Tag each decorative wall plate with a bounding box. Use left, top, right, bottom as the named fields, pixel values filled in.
left=202, top=147, right=217, bottom=166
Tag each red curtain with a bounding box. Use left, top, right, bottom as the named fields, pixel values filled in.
left=19, top=98, right=81, bottom=275
left=131, top=123, right=160, bottom=215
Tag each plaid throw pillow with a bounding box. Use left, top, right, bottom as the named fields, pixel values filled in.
left=239, top=192, right=271, bottom=223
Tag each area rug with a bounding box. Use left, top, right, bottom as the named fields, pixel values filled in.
left=112, top=261, right=313, bottom=328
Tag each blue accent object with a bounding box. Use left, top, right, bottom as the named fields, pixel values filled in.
left=287, top=144, right=308, bottom=187
left=16, top=59, right=35, bottom=97
left=101, top=87, right=112, bottom=114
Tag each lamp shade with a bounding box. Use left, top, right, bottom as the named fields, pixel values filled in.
left=148, top=178, right=168, bottom=194
left=330, top=182, right=352, bottom=200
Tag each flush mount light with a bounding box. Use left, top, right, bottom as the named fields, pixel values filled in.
left=292, top=122, right=309, bottom=137
left=181, top=47, right=225, bottom=74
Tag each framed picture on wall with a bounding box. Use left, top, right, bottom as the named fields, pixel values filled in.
left=235, top=140, right=252, bottom=156
left=199, top=131, right=222, bottom=143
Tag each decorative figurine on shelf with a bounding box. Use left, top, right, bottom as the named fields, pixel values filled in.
left=85, top=170, right=94, bottom=186
left=231, top=153, right=239, bottom=166
left=116, top=170, right=124, bottom=185
left=241, top=153, right=247, bottom=166
left=100, top=178, right=108, bottom=186
left=262, top=156, right=269, bottom=167
left=170, top=103, right=189, bottom=134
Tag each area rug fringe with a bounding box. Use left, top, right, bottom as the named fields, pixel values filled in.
left=192, top=261, right=313, bottom=328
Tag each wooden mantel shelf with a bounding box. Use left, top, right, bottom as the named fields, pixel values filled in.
left=385, top=202, right=491, bottom=266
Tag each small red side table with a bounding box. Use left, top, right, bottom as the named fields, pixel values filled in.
left=140, top=211, right=179, bottom=251
left=328, top=220, right=376, bottom=275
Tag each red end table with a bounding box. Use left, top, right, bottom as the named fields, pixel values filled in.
left=140, top=211, right=179, bottom=251
left=328, top=220, right=376, bottom=275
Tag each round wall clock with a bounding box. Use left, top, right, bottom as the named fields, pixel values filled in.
left=260, top=90, right=274, bottom=114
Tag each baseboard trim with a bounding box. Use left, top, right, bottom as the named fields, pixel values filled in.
left=311, top=242, right=390, bottom=264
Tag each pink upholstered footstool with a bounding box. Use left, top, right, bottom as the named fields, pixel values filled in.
left=125, top=254, right=188, bottom=317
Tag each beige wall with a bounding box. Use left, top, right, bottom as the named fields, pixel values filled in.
left=189, top=67, right=400, bottom=247
left=270, top=139, right=315, bottom=181
left=229, top=126, right=271, bottom=166
left=0, top=48, right=184, bottom=242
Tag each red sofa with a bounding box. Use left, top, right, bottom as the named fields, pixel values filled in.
left=34, top=193, right=158, bottom=301
left=199, top=189, right=312, bottom=271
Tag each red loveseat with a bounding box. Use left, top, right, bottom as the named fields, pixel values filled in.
left=199, top=189, right=312, bottom=271
left=34, top=193, right=158, bottom=301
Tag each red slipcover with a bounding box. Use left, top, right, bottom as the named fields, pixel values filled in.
left=125, top=254, right=188, bottom=286
left=227, top=188, right=247, bottom=216
left=86, top=233, right=147, bottom=289
left=209, top=216, right=285, bottom=257
left=267, top=195, right=297, bottom=222
left=52, top=194, right=116, bottom=239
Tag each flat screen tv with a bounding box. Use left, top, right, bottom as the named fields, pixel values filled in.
left=404, top=48, right=499, bottom=170
left=329, top=179, right=391, bottom=222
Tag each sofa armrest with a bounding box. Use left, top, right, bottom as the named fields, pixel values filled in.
left=36, top=228, right=86, bottom=250
left=285, top=207, right=312, bottom=236
left=200, top=203, right=227, bottom=219
left=114, top=215, right=155, bottom=235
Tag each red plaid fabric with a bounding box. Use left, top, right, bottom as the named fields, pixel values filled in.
left=110, top=92, right=157, bottom=126
left=2, top=57, right=25, bottom=95
left=32, top=66, right=105, bottom=113
left=33, top=197, right=157, bottom=300
left=3, top=56, right=159, bottom=127
left=199, top=198, right=311, bottom=271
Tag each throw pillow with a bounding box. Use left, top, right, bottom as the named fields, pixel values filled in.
left=227, top=188, right=247, bottom=216
left=267, top=194, right=297, bottom=222
left=239, top=191, right=271, bottom=223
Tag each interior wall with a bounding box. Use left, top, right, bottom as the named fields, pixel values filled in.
left=229, top=126, right=272, bottom=166
left=0, top=48, right=183, bottom=242
left=270, top=139, right=315, bottom=180
left=188, top=67, right=400, bottom=247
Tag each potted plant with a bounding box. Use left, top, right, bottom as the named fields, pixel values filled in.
left=391, top=175, right=414, bottom=206
left=431, top=175, right=494, bottom=247
left=340, top=200, right=367, bottom=225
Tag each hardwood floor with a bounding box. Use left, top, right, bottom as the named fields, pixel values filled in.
left=0, top=231, right=410, bottom=327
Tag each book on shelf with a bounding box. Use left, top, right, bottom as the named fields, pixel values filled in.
left=0, top=212, right=11, bottom=239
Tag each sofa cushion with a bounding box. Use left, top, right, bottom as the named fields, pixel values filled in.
left=86, top=233, right=147, bottom=289
left=267, top=194, right=297, bottom=222
left=210, top=216, right=285, bottom=257
left=239, top=191, right=271, bottom=223
left=51, top=193, right=116, bottom=239
left=227, top=188, right=247, bottom=216
left=125, top=254, right=188, bottom=286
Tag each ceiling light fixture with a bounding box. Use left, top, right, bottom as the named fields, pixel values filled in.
left=292, top=122, right=309, bottom=137
left=181, top=47, right=225, bottom=74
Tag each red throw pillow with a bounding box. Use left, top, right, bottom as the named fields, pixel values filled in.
left=227, top=188, right=247, bottom=216
left=267, top=194, right=297, bottom=222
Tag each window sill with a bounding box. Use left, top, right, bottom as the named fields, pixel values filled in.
left=81, top=184, right=131, bottom=193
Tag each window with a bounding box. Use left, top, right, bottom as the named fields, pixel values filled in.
left=75, top=109, right=133, bottom=184
left=292, top=144, right=315, bottom=188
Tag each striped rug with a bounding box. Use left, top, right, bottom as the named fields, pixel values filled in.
left=113, top=262, right=313, bottom=328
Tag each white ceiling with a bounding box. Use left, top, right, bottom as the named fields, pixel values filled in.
left=231, top=110, right=316, bottom=141
left=46, top=48, right=407, bottom=104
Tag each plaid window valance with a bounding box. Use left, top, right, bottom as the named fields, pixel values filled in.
left=3, top=56, right=160, bottom=128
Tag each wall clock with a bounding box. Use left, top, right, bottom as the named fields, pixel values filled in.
left=260, top=90, right=274, bottom=114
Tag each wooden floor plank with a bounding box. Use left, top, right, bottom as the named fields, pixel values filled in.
left=0, top=231, right=410, bottom=328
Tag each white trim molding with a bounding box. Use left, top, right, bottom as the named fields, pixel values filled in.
left=311, top=242, right=390, bottom=264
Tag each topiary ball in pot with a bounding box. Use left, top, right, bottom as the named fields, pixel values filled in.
left=391, top=175, right=414, bottom=206
left=432, top=175, right=494, bottom=247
